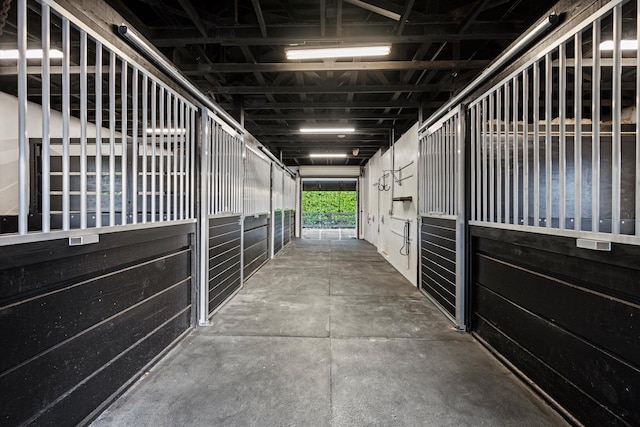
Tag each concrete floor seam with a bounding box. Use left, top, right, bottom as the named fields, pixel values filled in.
left=91, top=239, right=569, bottom=427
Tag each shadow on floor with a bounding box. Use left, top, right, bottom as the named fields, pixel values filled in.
left=92, top=238, right=569, bottom=427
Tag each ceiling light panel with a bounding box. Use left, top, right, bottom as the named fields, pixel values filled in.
left=286, top=45, right=391, bottom=60
left=300, top=127, right=355, bottom=134
left=310, top=153, right=348, bottom=158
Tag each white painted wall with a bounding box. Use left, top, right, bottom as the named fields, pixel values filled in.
left=361, top=123, right=419, bottom=286
left=0, top=91, right=112, bottom=215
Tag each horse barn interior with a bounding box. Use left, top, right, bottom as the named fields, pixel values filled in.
left=1, top=0, right=639, bottom=425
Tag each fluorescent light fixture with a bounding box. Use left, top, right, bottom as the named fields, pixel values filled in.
left=286, top=44, right=391, bottom=60
left=0, top=48, right=63, bottom=59
left=600, top=39, right=638, bottom=50
left=300, top=127, right=355, bottom=134
left=310, top=153, right=348, bottom=158
left=146, top=128, right=187, bottom=134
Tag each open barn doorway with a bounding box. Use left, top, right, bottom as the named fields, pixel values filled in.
left=301, top=179, right=357, bottom=240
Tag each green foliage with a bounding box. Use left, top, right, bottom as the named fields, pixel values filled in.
left=301, top=191, right=357, bottom=228
left=302, top=191, right=356, bottom=213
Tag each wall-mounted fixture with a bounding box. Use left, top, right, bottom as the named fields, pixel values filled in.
left=286, top=44, right=391, bottom=60
left=384, top=160, right=414, bottom=186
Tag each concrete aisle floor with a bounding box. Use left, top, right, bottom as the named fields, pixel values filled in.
left=92, top=239, right=569, bottom=427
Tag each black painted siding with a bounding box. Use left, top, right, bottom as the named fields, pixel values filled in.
left=283, top=210, right=292, bottom=246
left=273, top=210, right=283, bottom=255
left=208, top=216, right=242, bottom=314
left=243, top=214, right=269, bottom=279
left=471, top=226, right=640, bottom=426
left=0, top=224, right=194, bottom=426
left=420, top=216, right=456, bottom=318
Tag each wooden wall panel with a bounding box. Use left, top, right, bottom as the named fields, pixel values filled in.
left=471, top=226, right=640, bottom=426
left=243, top=214, right=269, bottom=279
left=273, top=210, right=283, bottom=255
left=420, top=217, right=457, bottom=318
left=283, top=210, right=292, bottom=246
left=0, top=223, right=194, bottom=426
left=208, top=216, right=242, bottom=314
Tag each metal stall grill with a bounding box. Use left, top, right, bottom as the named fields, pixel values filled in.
left=418, top=107, right=466, bottom=330
left=1, top=0, right=197, bottom=238
left=271, top=164, right=284, bottom=256
left=199, top=110, right=244, bottom=321
left=0, top=0, right=196, bottom=424
left=469, top=0, right=640, bottom=244
left=467, top=1, right=640, bottom=424
left=243, top=144, right=272, bottom=279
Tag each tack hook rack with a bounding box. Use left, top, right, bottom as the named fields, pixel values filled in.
left=383, top=160, right=414, bottom=187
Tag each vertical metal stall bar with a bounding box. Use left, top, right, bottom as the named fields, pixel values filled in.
left=199, top=108, right=210, bottom=325
left=445, top=121, right=450, bottom=214
left=523, top=68, right=530, bottom=226
left=449, top=113, right=460, bottom=215
left=575, top=32, right=582, bottom=231
left=559, top=43, right=567, bottom=230
left=173, top=97, right=179, bottom=220
left=424, top=135, right=430, bottom=213
left=455, top=107, right=466, bottom=330
left=482, top=98, right=488, bottom=222
left=452, top=116, right=458, bottom=214
left=95, top=41, right=103, bottom=228
left=190, top=108, right=196, bottom=219
left=159, top=86, right=165, bottom=221
left=206, top=119, right=211, bottom=215
left=428, top=134, right=433, bottom=213
left=224, top=132, right=229, bottom=211
left=142, top=75, right=148, bottom=223
left=228, top=133, right=233, bottom=212
left=150, top=80, right=157, bottom=222
left=165, top=93, right=172, bottom=219
left=132, top=68, right=138, bottom=224
left=121, top=60, right=128, bottom=225
left=513, top=76, right=519, bottom=226
left=80, top=31, right=88, bottom=229
left=213, top=121, right=218, bottom=214
left=179, top=100, right=185, bottom=220
left=533, top=60, right=540, bottom=227
left=489, top=92, right=495, bottom=222
left=545, top=52, right=552, bottom=229
left=470, top=106, right=476, bottom=221
left=62, top=18, right=71, bottom=231
left=41, top=4, right=51, bottom=233
left=442, top=123, right=447, bottom=214
left=109, top=50, right=116, bottom=227
left=210, top=122, right=215, bottom=214
left=475, top=105, right=482, bottom=220
left=592, top=19, right=601, bottom=233
left=17, top=0, right=28, bottom=235
left=637, top=1, right=640, bottom=236
left=611, top=4, right=622, bottom=235
left=437, top=128, right=443, bottom=212
left=447, top=119, right=452, bottom=214
left=496, top=87, right=502, bottom=224
left=504, top=83, right=511, bottom=225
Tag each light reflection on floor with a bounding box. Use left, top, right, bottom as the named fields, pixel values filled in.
left=301, top=228, right=357, bottom=240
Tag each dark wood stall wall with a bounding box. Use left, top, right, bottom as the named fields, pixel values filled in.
left=283, top=210, right=292, bottom=246
left=273, top=210, right=283, bottom=255
left=420, top=216, right=456, bottom=319
left=243, top=214, right=269, bottom=279
left=208, top=216, right=242, bottom=315
left=0, top=223, right=194, bottom=426
left=471, top=226, right=640, bottom=426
